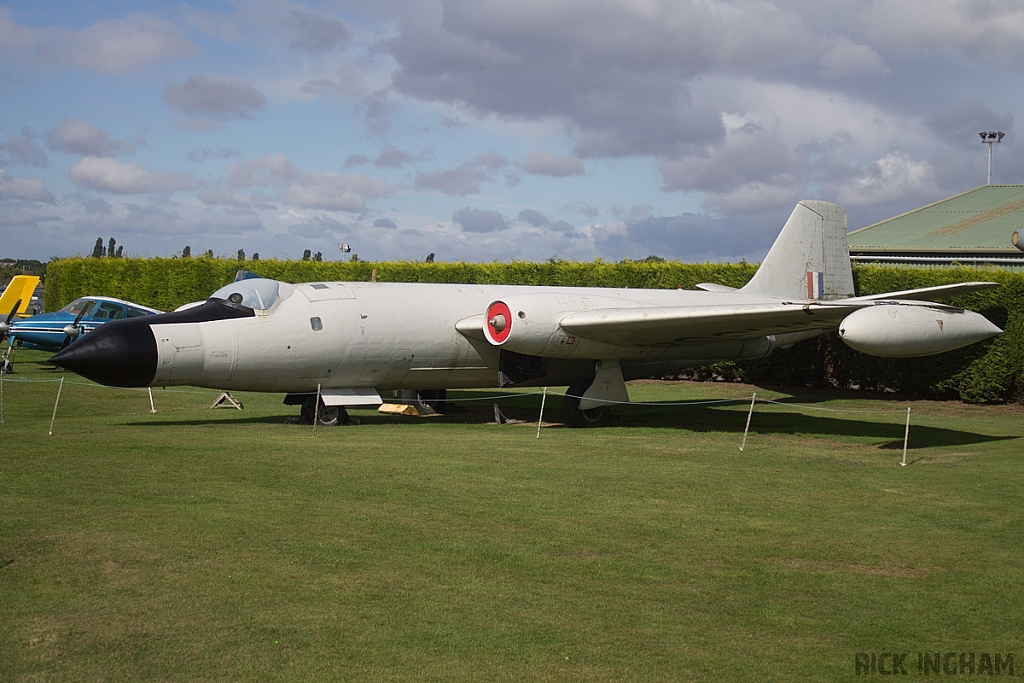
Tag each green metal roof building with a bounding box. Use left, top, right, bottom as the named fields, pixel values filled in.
left=847, top=185, right=1024, bottom=270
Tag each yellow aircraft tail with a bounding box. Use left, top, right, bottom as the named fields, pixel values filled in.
left=0, top=275, right=40, bottom=318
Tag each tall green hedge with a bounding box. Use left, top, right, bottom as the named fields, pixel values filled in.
left=44, top=257, right=1021, bottom=402
left=43, top=257, right=761, bottom=311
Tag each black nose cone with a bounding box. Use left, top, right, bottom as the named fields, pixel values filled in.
left=50, top=317, right=157, bottom=387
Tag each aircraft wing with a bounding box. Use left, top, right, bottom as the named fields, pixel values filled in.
left=559, top=302, right=863, bottom=346
left=559, top=282, right=1000, bottom=347
left=847, top=281, right=999, bottom=302
left=694, top=283, right=739, bottom=293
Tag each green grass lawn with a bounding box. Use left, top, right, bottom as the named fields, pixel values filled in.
left=2, top=350, right=1023, bottom=681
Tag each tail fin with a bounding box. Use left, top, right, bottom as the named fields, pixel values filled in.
left=0, top=275, right=40, bottom=316
left=740, top=201, right=855, bottom=301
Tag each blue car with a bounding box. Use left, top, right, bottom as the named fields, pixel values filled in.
left=9, top=296, right=163, bottom=351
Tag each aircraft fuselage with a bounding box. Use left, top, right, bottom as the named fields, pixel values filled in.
left=53, top=280, right=793, bottom=393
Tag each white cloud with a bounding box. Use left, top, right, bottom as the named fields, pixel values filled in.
left=0, top=129, right=48, bottom=167
left=173, top=116, right=224, bottom=132
left=164, top=74, right=266, bottom=122
left=659, top=110, right=802, bottom=213
left=0, top=8, right=35, bottom=52
left=47, top=118, right=136, bottom=157
left=521, top=151, right=585, bottom=177
left=67, top=158, right=202, bottom=194
left=344, top=154, right=370, bottom=168
left=284, top=8, right=349, bottom=54
left=857, top=1, right=1024, bottom=66
left=702, top=181, right=804, bottom=215
left=618, top=211, right=776, bottom=263
left=655, top=77, right=950, bottom=214
left=519, top=208, right=549, bottom=227
left=187, top=146, right=241, bottom=163
left=819, top=37, right=890, bottom=77
left=90, top=201, right=264, bottom=240
left=225, top=154, right=391, bottom=212
left=414, top=151, right=508, bottom=196
left=71, top=14, right=196, bottom=74
left=375, top=145, right=420, bottom=169
left=453, top=206, right=508, bottom=233
left=0, top=170, right=55, bottom=202
left=692, top=79, right=931, bottom=160
left=0, top=9, right=196, bottom=74
left=386, top=0, right=816, bottom=158
left=226, top=154, right=297, bottom=188
left=832, top=152, right=939, bottom=207
left=282, top=174, right=390, bottom=212
left=198, top=187, right=275, bottom=209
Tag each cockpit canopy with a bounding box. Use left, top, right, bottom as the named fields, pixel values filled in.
left=209, top=278, right=293, bottom=311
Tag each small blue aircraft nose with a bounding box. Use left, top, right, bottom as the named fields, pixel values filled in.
left=49, top=316, right=158, bottom=387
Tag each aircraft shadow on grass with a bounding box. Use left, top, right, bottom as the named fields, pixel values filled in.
left=125, top=390, right=1018, bottom=450
left=619, top=400, right=1018, bottom=449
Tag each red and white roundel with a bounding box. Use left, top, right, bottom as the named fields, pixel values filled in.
left=484, top=300, right=513, bottom=345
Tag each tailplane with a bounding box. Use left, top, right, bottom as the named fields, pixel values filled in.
left=740, top=201, right=855, bottom=301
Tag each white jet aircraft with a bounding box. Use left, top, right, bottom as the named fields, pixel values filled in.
left=51, top=201, right=1001, bottom=427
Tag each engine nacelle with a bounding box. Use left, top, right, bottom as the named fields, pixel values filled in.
left=839, top=304, right=1001, bottom=358
left=481, top=294, right=788, bottom=361
left=482, top=294, right=645, bottom=358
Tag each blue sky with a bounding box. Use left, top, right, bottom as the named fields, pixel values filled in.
left=2, top=0, right=1023, bottom=263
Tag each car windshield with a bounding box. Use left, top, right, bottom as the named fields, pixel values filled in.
left=60, top=298, right=96, bottom=316
left=209, top=278, right=282, bottom=311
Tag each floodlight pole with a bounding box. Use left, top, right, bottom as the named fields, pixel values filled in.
left=980, top=131, right=1005, bottom=185
left=988, top=142, right=994, bottom=186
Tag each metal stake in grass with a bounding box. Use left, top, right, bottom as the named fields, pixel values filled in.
left=148, top=387, right=156, bottom=413
left=901, top=406, right=911, bottom=467
left=1, top=344, right=13, bottom=424
left=1, top=343, right=17, bottom=376
left=536, top=387, right=547, bottom=439
left=48, top=377, right=64, bottom=437
left=739, top=392, right=756, bottom=452
left=312, top=383, right=322, bottom=437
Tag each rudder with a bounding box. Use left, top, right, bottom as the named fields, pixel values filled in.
left=0, top=275, right=40, bottom=316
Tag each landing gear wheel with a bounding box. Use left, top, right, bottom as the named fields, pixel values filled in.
left=562, top=380, right=611, bottom=428
left=301, top=395, right=350, bottom=426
